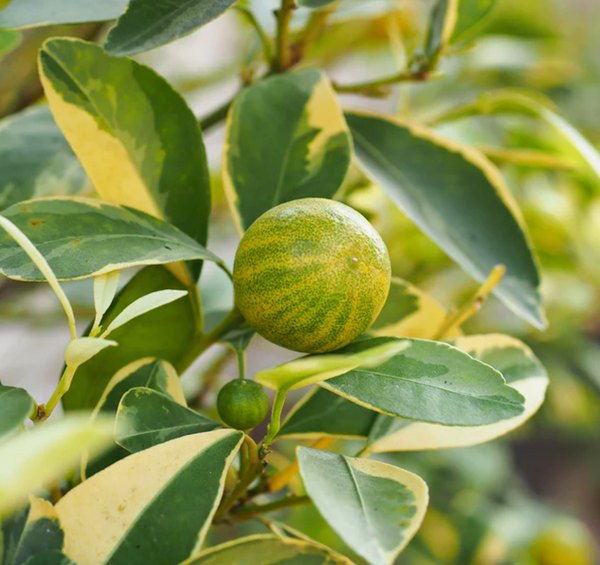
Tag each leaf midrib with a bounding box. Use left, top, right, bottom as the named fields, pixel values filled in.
left=342, top=457, right=386, bottom=565
left=334, top=367, right=522, bottom=408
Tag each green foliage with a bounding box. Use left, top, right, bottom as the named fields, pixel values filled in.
left=0, top=0, right=597, bottom=563
left=105, top=0, right=240, bottom=56
left=0, top=384, right=34, bottom=439
left=346, top=111, right=544, bottom=328
left=0, top=198, right=224, bottom=282
left=0, top=107, right=87, bottom=212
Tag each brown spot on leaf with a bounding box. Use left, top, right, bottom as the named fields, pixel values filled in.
left=72, top=238, right=82, bottom=247
left=29, top=219, right=42, bottom=227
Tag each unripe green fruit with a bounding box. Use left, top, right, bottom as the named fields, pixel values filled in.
left=217, top=379, right=270, bottom=430
left=233, top=198, right=391, bottom=353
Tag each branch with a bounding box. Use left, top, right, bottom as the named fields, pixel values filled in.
left=274, top=0, right=298, bottom=72
left=199, top=97, right=236, bottom=132
left=333, top=69, right=433, bottom=97
left=433, top=265, right=506, bottom=340
left=478, top=146, right=576, bottom=171
left=175, top=306, right=245, bottom=374
left=231, top=495, right=310, bottom=522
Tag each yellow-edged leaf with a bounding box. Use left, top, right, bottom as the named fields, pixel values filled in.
left=366, top=334, right=548, bottom=453
left=57, top=430, right=243, bottom=565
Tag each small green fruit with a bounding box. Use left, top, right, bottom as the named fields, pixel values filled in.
left=217, top=379, right=270, bottom=430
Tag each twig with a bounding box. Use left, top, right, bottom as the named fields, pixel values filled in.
left=231, top=495, right=310, bottom=521
left=175, top=307, right=245, bottom=374
left=433, top=265, right=506, bottom=340
left=214, top=436, right=263, bottom=522
left=199, top=97, right=236, bottom=132
left=478, top=146, right=576, bottom=170
left=333, top=67, right=442, bottom=97
left=274, top=0, right=298, bottom=72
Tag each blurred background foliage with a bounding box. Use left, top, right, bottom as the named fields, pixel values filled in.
left=0, top=0, right=599, bottom=563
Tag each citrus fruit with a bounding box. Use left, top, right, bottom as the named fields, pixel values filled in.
left=217, top=379, right=270, bottom=430
left=233, top=198, right=392, bottom=353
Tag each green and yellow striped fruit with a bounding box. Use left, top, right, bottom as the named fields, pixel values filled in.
left=233, top=198, right=392, bottom=353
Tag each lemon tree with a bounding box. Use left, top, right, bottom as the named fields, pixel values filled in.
left=2, top=0, right=596, bottom=564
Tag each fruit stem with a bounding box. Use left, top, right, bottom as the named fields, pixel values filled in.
left=230, top=495, right=310, bottom=522
left=433, top=264, right=506, bottom=340
left=236, top=350, right=247, bottom=380
left=176, top=306, right=245, bottom=374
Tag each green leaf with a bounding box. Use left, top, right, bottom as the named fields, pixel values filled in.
left=281, top=334, right=544, bottom=444
left=451, top=0, right=497, bottom=44
left=205, top=310, right=255, bottom=353
left=64, top=337, right=117, bottom=368
left=2, top=497, right=63, bottom=565
left=56, top=430, right=243, bottom=565
left=0, top=106, right=87, bottom=212
left=425, top=0, right=458, bottom=59
left=116, top=387, right=221, bottom=452
left=0, top=416, right=113, bottom=518
left=63, top=267, right=196, bottom=411
left=100, top=289, right=187, bottom=338
left=0, top=0, right=127, bottom=28
left=182, top=534, right=355, bottom=565
left=95, top=359, right=187, bottom=415
left=39, top=38, right=211, bottom=278
left=255, top=340, right=409, bottom=392
left=224, top=69, right=351, bottom=233
left=22, top=552, right=76, bottom=565
left=105, top=0, right=239, bottom=56
left=370, top=277, right=460, bottom=340
left=279, top=387, right=378, bottom=439
left=345, top=111, right=545, bottom=329
left=366, top=334, right=549, bottom=453
left=0, top=197, right=224, bottom=282
left=298, top=448, right=428, bottom=565
left=82, top=359, right=187, bottom=478
left=0, top=27, right=20, bottom=59
left=0, top=385, right=34, bottom=440
left=322, top=337, right=525, bottom=426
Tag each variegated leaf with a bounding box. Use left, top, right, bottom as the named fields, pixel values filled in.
left=57, top=430, right=243, bottom=565
left=298, top=448, right=428, bottom=565
left=223, top=69, right=351, bottom=233
left=0, top=197, right=224, bottom=282
left=39, top=38, right=211, bottom=280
